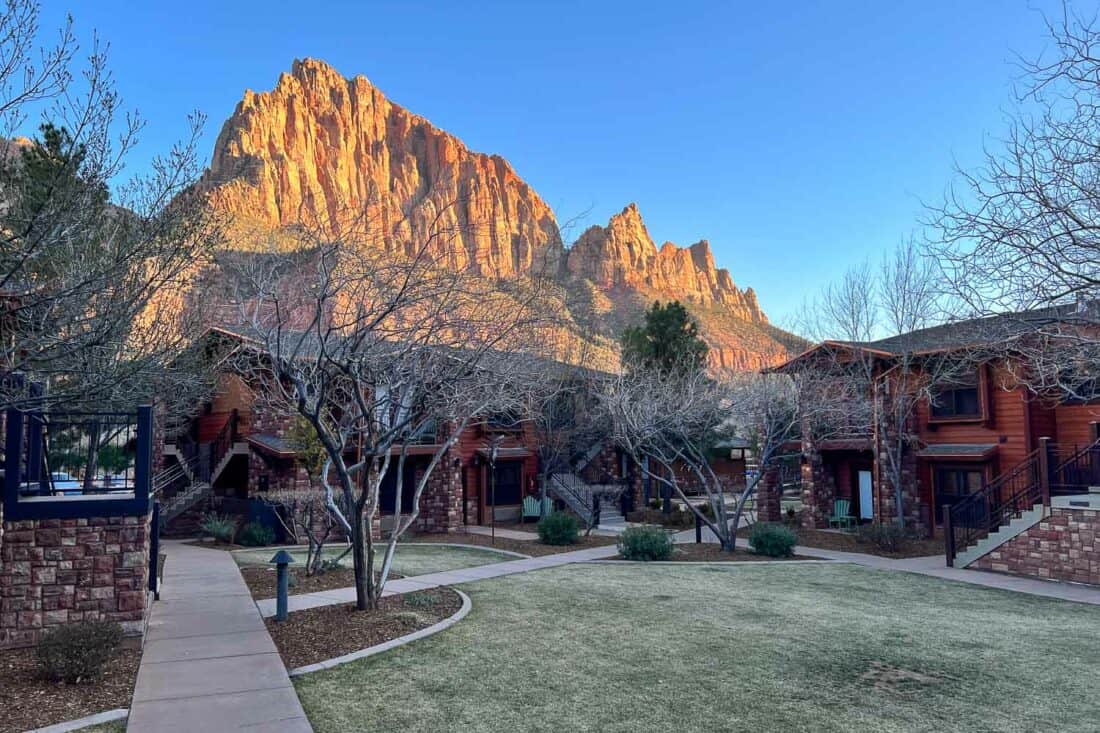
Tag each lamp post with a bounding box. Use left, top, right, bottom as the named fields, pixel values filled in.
left=270, top=549, right=295, bottom=622
left=485, top=435, right=505, bottom=546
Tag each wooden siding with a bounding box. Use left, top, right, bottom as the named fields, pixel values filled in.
left=1053, top=404, right=1100, bottom=447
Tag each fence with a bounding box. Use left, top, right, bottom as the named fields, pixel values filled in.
left=3, top=405, right=153, bottom=520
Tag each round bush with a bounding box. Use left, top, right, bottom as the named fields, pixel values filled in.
left=238, top=521, right=276, bottom=547
left=537, top=511, right=579, bottom=545
left=37, top=621, right=123, bottom=682
left=748, top=522, right=797, bottom=557
left=618, top=525, right=674, bottom=561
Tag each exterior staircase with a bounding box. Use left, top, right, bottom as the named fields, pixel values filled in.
left=161, top=480, right=212, bottom=524
left=953, top=502, right=1045, bottom=568
left=547, top=472, right=625, bottom=529
left=946, top=437, right=1100, bottom=567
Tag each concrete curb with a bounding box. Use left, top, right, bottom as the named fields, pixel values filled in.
left=584, top=559, right=839, bottom=566
left=27, top=708, right=128, bottom=733
left=286, top=588, right=472, bottom=677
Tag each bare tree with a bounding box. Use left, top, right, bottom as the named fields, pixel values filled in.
left=0, top=1, right=220, bottom=417
left=263, top=416, right=348, bottom=576
left=925, top=6, right=1100, bottom=399
left=222, top=210, right=555, bottom=610
left=599, top=366, right=805, bottom=551
left=795, top=241, right=968, bottom=527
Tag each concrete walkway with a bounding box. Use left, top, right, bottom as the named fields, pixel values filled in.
left=256, top=542, right=620, bottom=618
left=669, top=528, right=1100, bottom=606
left=128, top=541, right=311, bottom=732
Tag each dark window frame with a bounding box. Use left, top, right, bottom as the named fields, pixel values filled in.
left=929, top=371, right=985, bottom=422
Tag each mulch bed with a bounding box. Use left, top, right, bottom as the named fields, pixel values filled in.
left=239, top=566, right=405, bottom=601
left=735, top=527, right=944, bottom=559
left=618, top=543, right=819, bottom=562
left=625, top=509, right=696, bottom=529
left=404, top=530, right=619, bottom=557
left=266, top=587, right=463, bottom=670
left=0, top=645, right=139, bottom=733
left=790, top=528, right=945, bottom=559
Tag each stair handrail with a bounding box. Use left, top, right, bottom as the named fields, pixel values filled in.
left=548, top=472, right=626, bottom=526
left=945, top=437, right=1100, bottom=565
left=1047, top=437, right=1100, bottom=495
left=152, top=455, right=201, bottom=497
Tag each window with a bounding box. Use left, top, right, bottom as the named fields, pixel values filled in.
left=934, top=466, right=985, bottom=525
left=931, top=376, right=982, bottom=419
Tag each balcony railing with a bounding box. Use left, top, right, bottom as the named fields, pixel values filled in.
left=4, top=406, right=153, bottom=519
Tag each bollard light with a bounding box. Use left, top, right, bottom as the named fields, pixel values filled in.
left=269, top=549, right=295, bottom=622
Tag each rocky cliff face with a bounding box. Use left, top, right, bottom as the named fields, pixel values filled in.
left=203, top=58, right=562, bottom=278
left=566, top=203, right=765, bottom=320
left=202, top=59, right=796, bottom=369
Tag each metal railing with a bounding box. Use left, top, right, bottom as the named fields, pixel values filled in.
left=547, top=472, right=625, bottom=526
left=4, top=405, right=153, bottom=519
left=945, top=437, right=1100, bottom=566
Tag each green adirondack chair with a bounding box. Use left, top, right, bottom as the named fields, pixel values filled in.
left=828, top=499, right=854, bottom=530
left=541, top=496, right=553, bottom=517
left=522, top=496, right=542, bottom=522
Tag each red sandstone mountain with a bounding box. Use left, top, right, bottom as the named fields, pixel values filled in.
left=201, top=58, right=797, bottom=369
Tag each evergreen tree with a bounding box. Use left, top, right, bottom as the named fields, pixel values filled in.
left=621, top=300, right=709, bottom=374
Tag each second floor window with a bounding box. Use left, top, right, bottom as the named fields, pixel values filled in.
left=931, top=376, right=981, bottom=419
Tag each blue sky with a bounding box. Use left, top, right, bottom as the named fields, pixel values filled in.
left=38, top=1, right=1067, bottom=326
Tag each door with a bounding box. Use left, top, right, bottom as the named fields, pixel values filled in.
left=934, top=466, right=985, bottom=526
left=857, top=470, right=874, bottom=520
left=485, top=460, right=522, bottom=520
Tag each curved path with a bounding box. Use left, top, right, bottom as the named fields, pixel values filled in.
left=127, top=541, right=312, bottom=732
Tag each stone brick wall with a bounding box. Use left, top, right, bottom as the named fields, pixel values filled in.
left=800, top=441, right=835, bottom=529
left=0, top=513, right=151, bottom=649
left=417, top=444, right=463, bottom=533
left=969, top=507, right=1099, bottom=585
left=757, top=466, right=782, bottom=523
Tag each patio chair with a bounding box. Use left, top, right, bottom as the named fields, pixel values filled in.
left=542, top=496, right=553, bottom=517
left=827, top=499, right=854, bottom=530
left=522, top=496, right=542, bottom=523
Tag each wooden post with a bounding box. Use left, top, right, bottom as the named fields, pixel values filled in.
left=1091, top=422, right=1100, bottom=486
left=136, top=405, right=153, bottom=512
left=1037, top=436, right=1051, bottom=507
left=942, top=504, right=954, bottom=567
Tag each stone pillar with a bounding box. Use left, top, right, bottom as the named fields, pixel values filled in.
left=417, top=446, right=463, bottom=533
left=800, top=439, right=835, bottom=529
left=756, top=465, right=782, bottom=523
left=875, top=424, right=926, bottom=535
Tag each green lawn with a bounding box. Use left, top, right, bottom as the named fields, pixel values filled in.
left=233, top=543, right=520, bottom=578
left=294, top=563, right=1100, bottom=733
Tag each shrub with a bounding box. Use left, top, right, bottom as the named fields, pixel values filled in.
left=748, top=522, right=797, bottom=557
left=618, top=525, right=674, bottom=561
left=238, top=521, right=275, bottom=547
left=855, top=522, right=909, bottom=553
left=199, top=512, right=238, bottom=543
left=537, top=511, right=579, bottom=545
left=647, top=497, right=661, bottom=510
left=37, top=621, right=123, bottom=682
left=697, top=501, right=716, bottom=520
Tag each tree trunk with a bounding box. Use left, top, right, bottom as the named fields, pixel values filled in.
left=351, top=510, right=371, bottom=611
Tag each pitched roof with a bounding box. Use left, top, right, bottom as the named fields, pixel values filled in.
left=837, top=302, right=1083, bottom=355
left=776, top=301, right=1095, bottom=370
